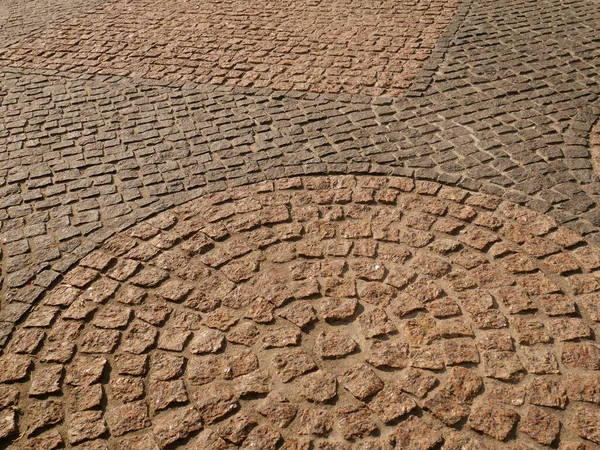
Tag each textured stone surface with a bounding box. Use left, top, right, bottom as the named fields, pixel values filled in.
left=0, top=0, right=598, bottom=349
left=0, top=177, right=599, bottom=448
left=0, top=0, right=462, bottom=96
left=2, top=0, right=600, bottom=447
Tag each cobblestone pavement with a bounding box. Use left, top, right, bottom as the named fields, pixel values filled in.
left=1, top=0, right=600, bottom=448
left=0, top=0, right=462, bottom=96
left=0, top=0, right=113, bottom=47
left=3, top=176, right=600, bottom=449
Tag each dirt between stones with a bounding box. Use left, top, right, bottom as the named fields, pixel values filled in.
left=0, top=175, right=600, bottom=449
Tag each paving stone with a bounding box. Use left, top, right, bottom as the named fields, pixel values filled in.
left=300, top=370, right=337, bottom=403
left=0, top=386, right=19, bottom=409
left=562, top=343, right=600, bottom=370
left=21, top=429, right=64, bottom=450
left=423, top=390, right=471, bottom=426
left=65, top=356, right=107, bottom=386
left=388, top=416, right=442, bottom=449
left=339, top=363, right=384, bottom=400
left=240, top=424, right=280, bottom=450
left=254, top=393, right=297, bottom=429
left=262, top=327, right=301, bottom=349
left=152, top=406, right=203, bottom=448
left=0, top=353, right=31, bottom=382
left=80, top=329, right=120, bottom=353
left=108, top=376, right=144, bottom=403
left=481, top=349, right=524, bottom=381
left=106, top=401, right=150, bottom=436
left=223, top=348, right=258, bottom=379
left=572, top=406, right=600, bottom=444
left=189, top=430, right=228, bottom=450
left=9, top=328, right=45, bottom=354
left=336, top=405, right=378, bottom=440
left=367, top=384, right=417, bottom=423
left=66, top=410, right=106, bottom=444
left=3, top=178, right=600, bottom=448
left=234, top=370, right=271, bottom=397
left=519, top=406, right=561, bottom=446
left=314, top=330, right=357, bottom=359
left=120, top=320, right=157, bottom=354
left=136, top=302, right=172, bottom=326
left=29, top=364, right=63, bottom=396
left=366, top=340, right=410, bottom=369
left=296, top=408, right=333, bottom=436
left=272, top=348, right=317, bottom=382
left=189, top=328, right=225, bottom=354
left=26, top=399, right=64, bottom=436
left=70, top=384, right=103, bottom=411
left=0, top=410, right=17, bottom=440
left=150, top=352, right=185, bottom=381
left=567, top=373, right=600, bottom=405
left=527, top=377, right=568, bottom=409
left=468, top=401, right=520, bottom=441
left=116, top=434, right=159, bottom=450
left=396, top=368, right=438, bottom=398
left=195, top=384, right=239, bottom=424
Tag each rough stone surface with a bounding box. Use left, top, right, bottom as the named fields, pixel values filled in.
left=0, top=178, right=599, bottom=448
left=0, top=0, right=462, bottom=96
left=2, top=0, right=600, bottom=445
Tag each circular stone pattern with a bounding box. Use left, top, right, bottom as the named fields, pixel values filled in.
left=2, top=176, right=600, bottom=450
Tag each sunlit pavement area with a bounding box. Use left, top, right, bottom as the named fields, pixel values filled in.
left=1, top=0, right=600, bottom=448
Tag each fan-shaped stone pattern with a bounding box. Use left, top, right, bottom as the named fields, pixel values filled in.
left=1, top=175, right=600, bottom=449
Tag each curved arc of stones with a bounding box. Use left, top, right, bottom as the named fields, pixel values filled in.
left=0, top=175, right=600, bottom=448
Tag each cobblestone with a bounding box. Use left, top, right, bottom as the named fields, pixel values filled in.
left=0, top=0, right=112, bottom=47
left=0, top=177, right=598, bottom=448
left=2, top=0, right=600, bottom=447
left=0, top=0, right=461, bottom=96
left=0, top=0, right=599, bottom=341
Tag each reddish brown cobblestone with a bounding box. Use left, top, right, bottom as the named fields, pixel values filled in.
left=0, top=0, right=461, bottom=96
left=0, top=0, right=112, bottom=47
left=0, top=176, right=599, bottom=448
